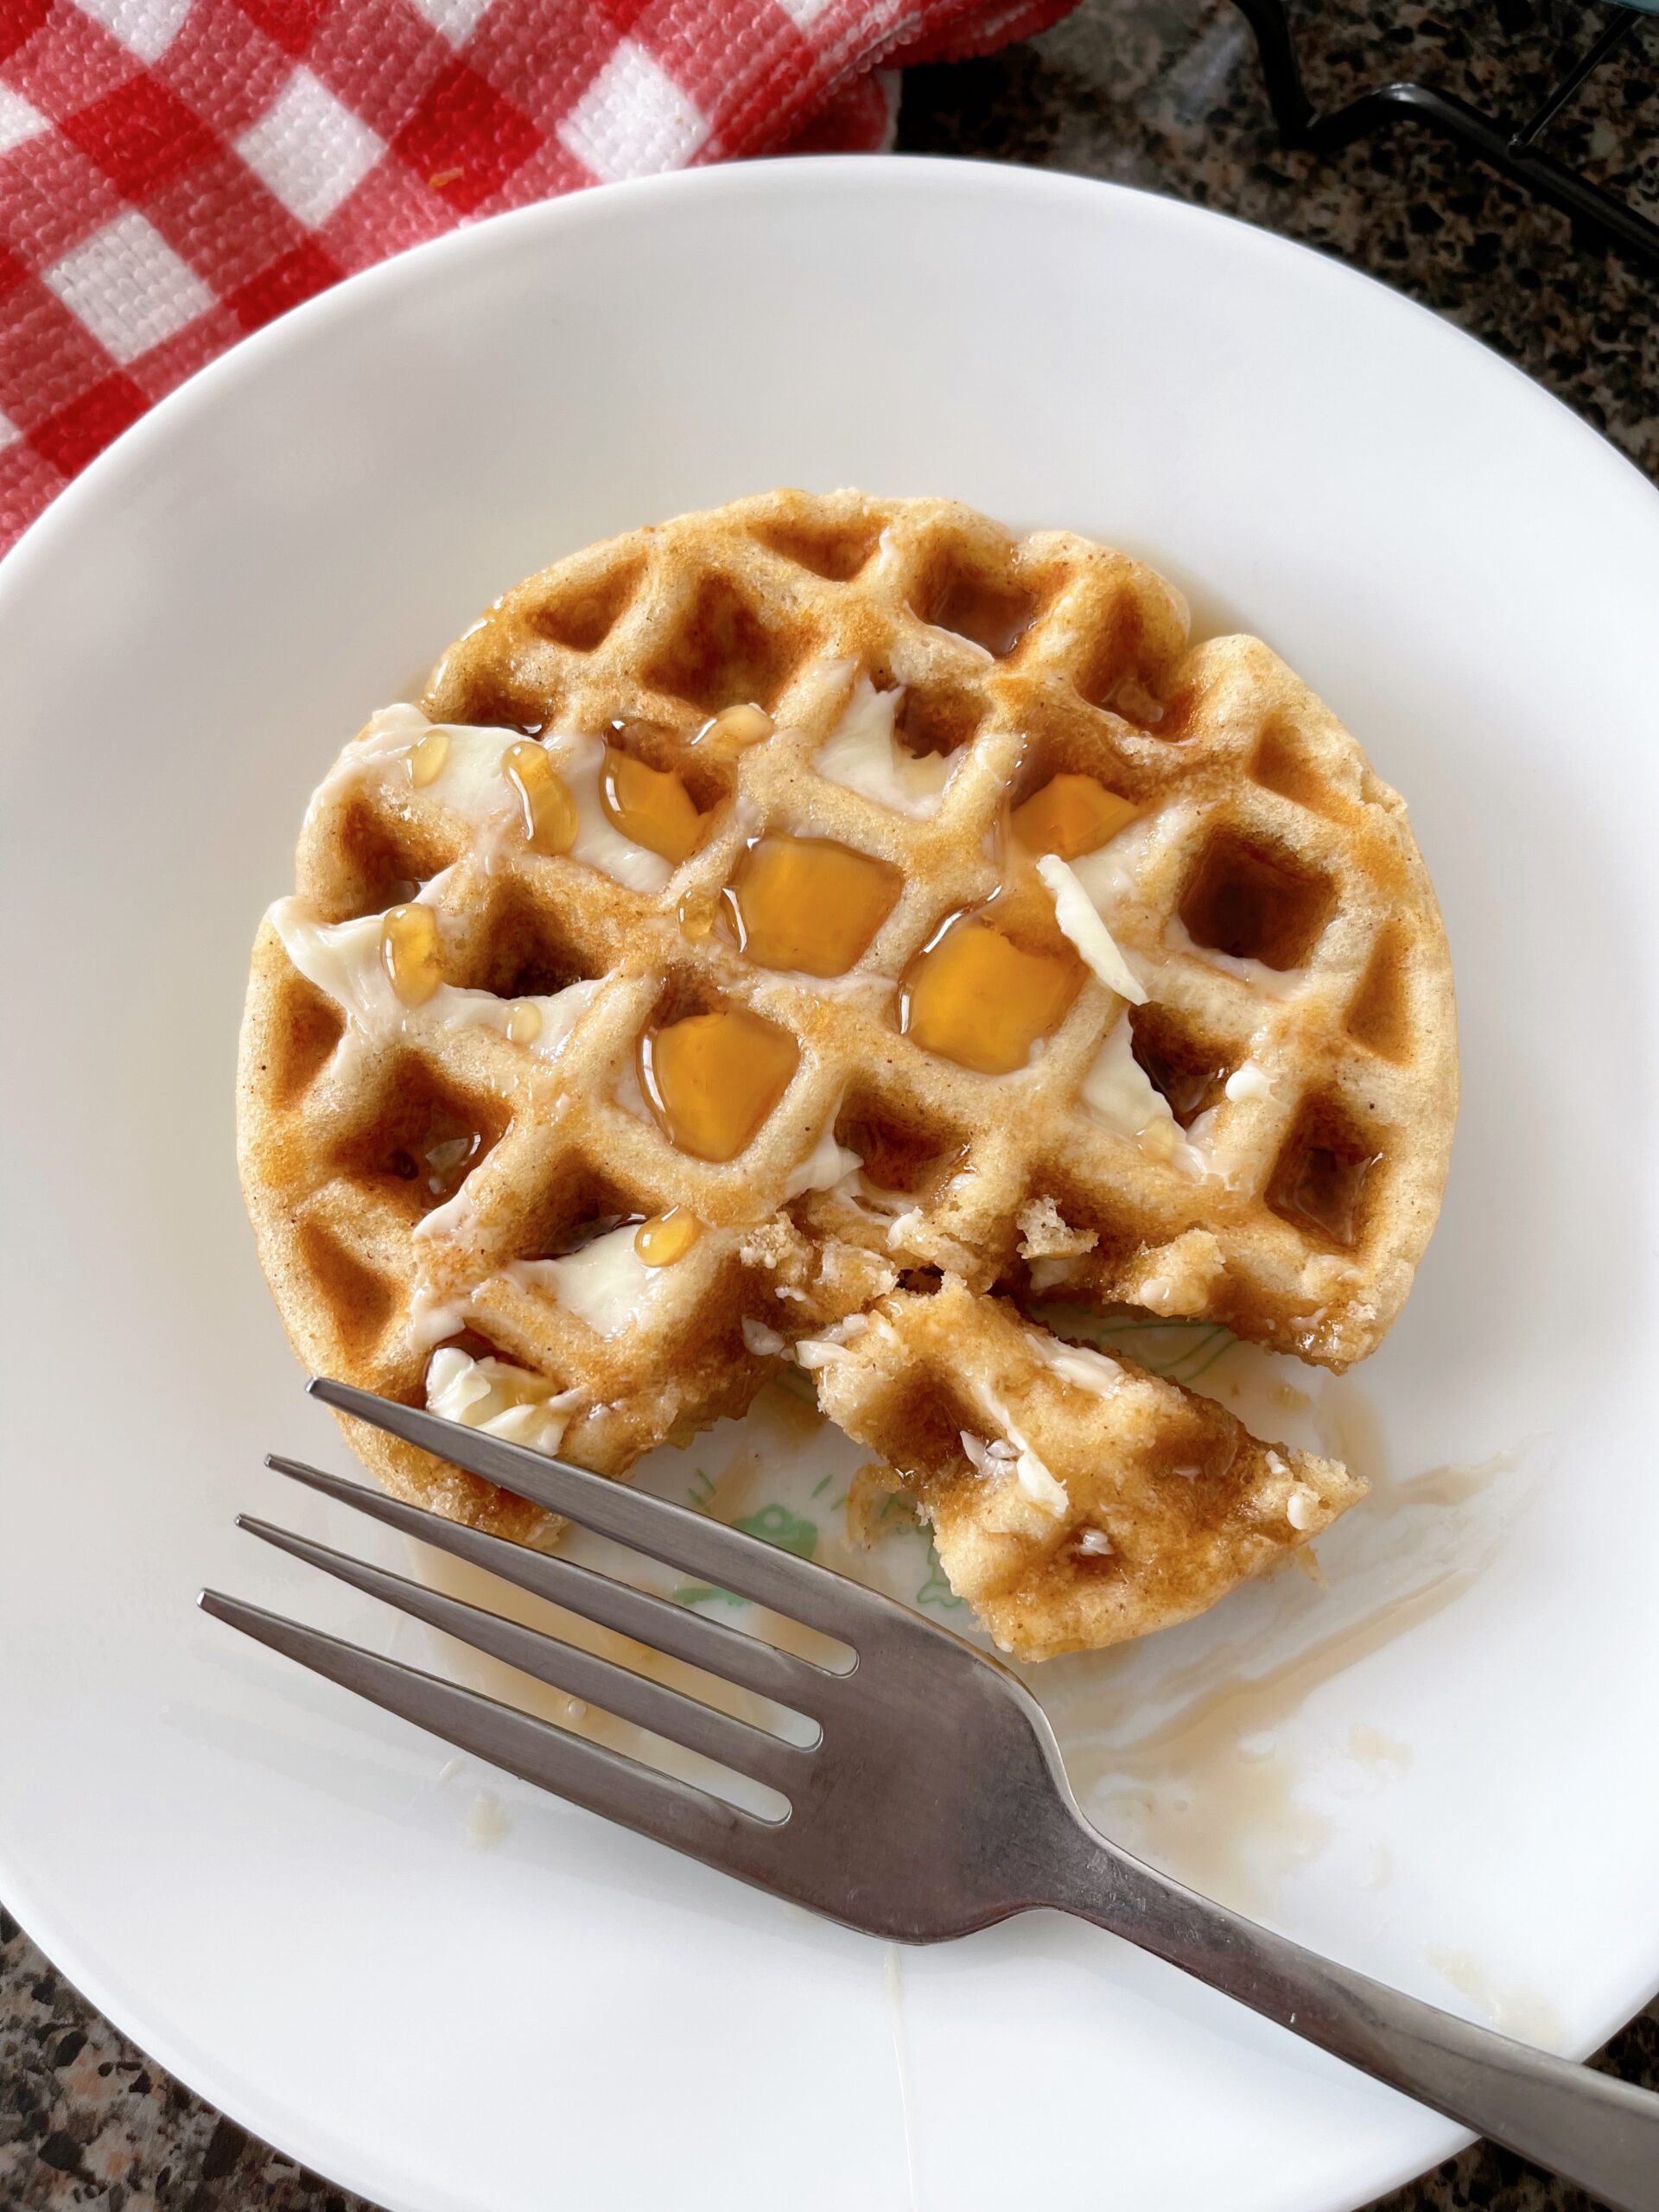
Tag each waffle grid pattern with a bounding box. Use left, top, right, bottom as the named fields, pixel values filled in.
left=238, top=490, right=1455, bottom=1618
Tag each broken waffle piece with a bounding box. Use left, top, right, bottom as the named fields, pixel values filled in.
left=1016, top=1195, right=1098, bottom=1261
left=808, top=1278, right=1362, bottom=1662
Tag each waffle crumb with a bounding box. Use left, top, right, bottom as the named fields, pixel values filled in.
left=845, top=1461, right=918, bottom=1547
left=1016, top=1196, right=1098, bottom=1262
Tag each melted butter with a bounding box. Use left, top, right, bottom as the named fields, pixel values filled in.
left=601, top=748, right=703, bottom=863
left=272, top=902, right=391, bottom=1031
left=504, top=741, right=578, bottom=856
left=1078, top=1019, right=1204, bottom=1179
left=1039, top=855, right=1147, bottom=1001
left=437, top=977, right=598, bottom=1059
left=900, top=911, right=1081, bottom=1075
left=272, top=893, right=597, bottom=1059
left=513, top=1223, right=656, bottom=1338
left=1083, top=1017, right=1177, bottom=1140
left=781, top=1121, right=863, bottom=1201
left=552, top=734, right=671, bottom=894
left=639, top=1007, right=800, bottom=1161
left=425, top=1345, right=579, bottom=1455
left=816, top=676, right=956, bottom=817
left=1012, top=772, right=1139, bottom=860
left=635, top=1208, right=701, bottom=1268
left=722, top=836, right=900, bottom=976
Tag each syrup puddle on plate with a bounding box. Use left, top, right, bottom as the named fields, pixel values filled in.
left=1027, top=1316, right=1535, bottom=1908
left=1053, top=1562, right=1470, bottom=1908
left=1423, top=1947, right=1564, bottom=2045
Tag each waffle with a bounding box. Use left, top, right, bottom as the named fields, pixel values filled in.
left=237, top=489, right=1455, bottom=1645
left=810, top=1279, right=1361, bottom=1661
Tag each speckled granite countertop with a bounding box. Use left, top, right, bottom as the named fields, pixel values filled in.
left=3, top=3, right=1656, bottom=2204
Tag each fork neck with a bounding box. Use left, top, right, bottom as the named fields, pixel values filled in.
left=1039, top=1808, right=1659, bottom=2212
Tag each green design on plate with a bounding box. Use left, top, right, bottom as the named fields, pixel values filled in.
left=1032, top=1304, right=1238, bottom=1387
left=671, top=1582, right=748, bottom=1610
left=872, top=1490, right=918, bottom=1531
left=673, top=1503, right=818, bottom=1611
left=917, top=1545, right=966, bottom=1611
left=732, top=1503, right=818, bottom=1559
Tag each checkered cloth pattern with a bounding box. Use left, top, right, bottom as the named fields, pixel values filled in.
left=0, top=0, right=1074, bottom=553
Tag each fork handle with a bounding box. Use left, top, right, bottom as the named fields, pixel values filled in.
left=1046, top=1812, right=1659, bottom=2211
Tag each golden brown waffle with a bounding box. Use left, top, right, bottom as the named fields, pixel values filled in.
left=810, top=1279, right=1360, bottom=1661
left=237, top=489, right=1455, bottom=1638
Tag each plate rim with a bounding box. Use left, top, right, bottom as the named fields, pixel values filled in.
left=4, top=153, right=1656, bottom=607
left=3, top=152, right=1657, bottom=2212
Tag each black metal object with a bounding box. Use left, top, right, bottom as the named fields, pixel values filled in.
left=1232, top=0, right=1659, bottom=268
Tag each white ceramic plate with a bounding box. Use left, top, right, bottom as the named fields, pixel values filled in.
left=3, top=158, right=1658, bottom=2212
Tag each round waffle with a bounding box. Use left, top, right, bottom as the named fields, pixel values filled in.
left=238, top=489, right=1456, bottom=1637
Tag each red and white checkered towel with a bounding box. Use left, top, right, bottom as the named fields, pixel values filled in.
left=0, top=0, right=1073, bottom=555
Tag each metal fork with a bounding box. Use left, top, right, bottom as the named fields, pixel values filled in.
left=203, top=1379, right=1659, bottom=2212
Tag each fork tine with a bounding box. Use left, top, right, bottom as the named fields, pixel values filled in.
left=266, top=1454, right=831, bottom=1712
left=308, top=1376, right=892, bottom=1638
left=236, top=1518, right=810, bottom=1789
left=198, top=1591, right=778, bottom=1869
